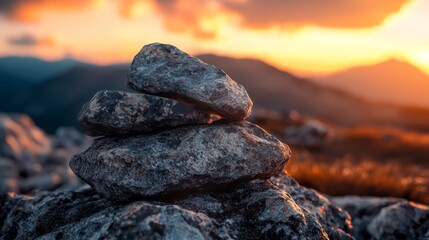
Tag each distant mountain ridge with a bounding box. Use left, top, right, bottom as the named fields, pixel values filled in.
left=319, top=59, right=429, bottom=108
left=0, top=56, right=91, bottom=97
left=1, top=55, right=429, bottom=132
left=0, top=56, right=89, bottom=82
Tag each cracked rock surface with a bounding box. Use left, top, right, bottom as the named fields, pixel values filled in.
left=70, top=121, right=290, bottom=202
left=1, top=173, right=356, bottom=240
left=78, top=90, right=212, bottom=136
left=128, top=43, right=253, bottom=120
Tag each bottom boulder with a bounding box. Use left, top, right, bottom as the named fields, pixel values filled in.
left=1, top=172, right=354, bottom=240
left=0, top=190, right=231, bottom=240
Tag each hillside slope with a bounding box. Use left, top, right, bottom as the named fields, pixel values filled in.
left=320, top=59, right=429, bottom=108
left=198, top=54, right=429, bottom=131
left=2, top=55, right=429, bottom=132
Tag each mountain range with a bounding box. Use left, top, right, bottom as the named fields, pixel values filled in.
left=0, top=56, right=86, bottom=98
left=319, top=59, right=429, bottom=108
left=1, top=55, right=429, bottom=133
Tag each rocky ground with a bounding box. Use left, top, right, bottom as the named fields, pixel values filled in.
left=1, top=43, right=428, bottom=240
left=0, top=113, right=88, bottom=195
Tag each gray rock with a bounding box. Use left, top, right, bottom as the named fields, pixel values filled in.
left=128, top=43, right=253, bottom=120
left=52, top=127, right=88, bottom=149
left=19, top=171, right=64, bottom=193
left=170, top=179, right=333, bottom=239
left=1, top=178, right=336, bottom=240
left=269, top=173, right=353, bottom=240
left=171, top=172, right=353, bottom=239
left=0, top=189, right=111, bottom=240
left=284, top=120, right=329, bottom=149
left=331, top=196, right=429, bottom=239
left=0, top=189, right=232, bottom=240
left=233, top=181, right=329, bottom=239
left=367, top=201, right=429, bottom=240
left=78, top=90, right=212, bottom=136
left=70, top=121, right=290, bottom=202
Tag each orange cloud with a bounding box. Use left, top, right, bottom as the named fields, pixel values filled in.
left=0, top=0, right=92, bottom=22
left=222, top=0, right=409, bottom=29
left=120, top=0, right=409, bottom=38
left=0, top=0, right=410, bottom=38
left=120, top=0, right=226, bottom=39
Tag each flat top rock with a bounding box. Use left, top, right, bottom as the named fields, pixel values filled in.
left=127, top=43, right=253, bottom=120
left=70, top=121, right=290, bottom=202
left=78, top=90, right=212, bottom=136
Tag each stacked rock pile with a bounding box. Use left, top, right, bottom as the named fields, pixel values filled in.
left=70, top=43, right=291, bottom=202
left=3, top=43, right=429, bottom=240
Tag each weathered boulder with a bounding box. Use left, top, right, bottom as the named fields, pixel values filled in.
left=331, top=196, right=429, bottom=240
left=270, top=173, right=353, bottom=239
left=0, top=189, right=231, bottom=240
left=128, top=43, right=253, bottom=120
left=1, top=178, right=348, bottom=240
left=168, top=171, right=353, bottom=239
left=0, top=189, right=109, bottom=240
left=70, top=121, right=290, bottom=202
left=78, top=90, right=212, bottom=136
left=173, top=180, right=331, bottom=240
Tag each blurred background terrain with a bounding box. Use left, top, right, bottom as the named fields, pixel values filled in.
left=0, top=0, right=428, bottom=204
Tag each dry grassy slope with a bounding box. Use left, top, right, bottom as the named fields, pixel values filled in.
left=198, top=54, right=429, bottom=131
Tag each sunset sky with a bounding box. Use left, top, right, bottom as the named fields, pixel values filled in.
left=1, top=0, right=428, bottom=76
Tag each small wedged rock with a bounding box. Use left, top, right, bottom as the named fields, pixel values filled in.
left=332, top=196, right=429, bottom=240
left=0, top=189, right=232, bottom=240
left=128, top=43, right=253, bottom=120
left=78, top=90, right=212, bottom=136
left=70, top=121, right=290, bottom=202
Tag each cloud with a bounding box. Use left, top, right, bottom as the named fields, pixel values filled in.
left=222, top=0, right=409, bottom=29
left=0, top=0, right=410, bottom=38
left=119, top=0, right=225, bottom=39
left=0, top=0, right=91, bottom=22
left=122, top=0, right=410, bottom=39
left=8, top=34, right=55, bottom=47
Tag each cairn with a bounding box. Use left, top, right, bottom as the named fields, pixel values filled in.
left=2, top=43, right=427, bottom=240
left=70, top=43, right=291, bottom=202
